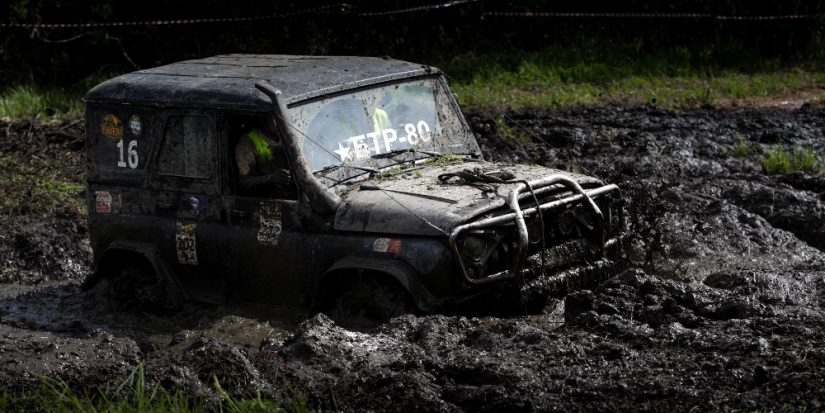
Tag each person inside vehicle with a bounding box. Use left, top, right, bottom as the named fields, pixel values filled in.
left=235, top=116, right=294, bottom=197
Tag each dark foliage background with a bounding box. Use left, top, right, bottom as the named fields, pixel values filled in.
left=2, top=0, right=824, bottom=85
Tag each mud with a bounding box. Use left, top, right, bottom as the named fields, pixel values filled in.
left=1, top=105, right=824, bottom=411
left=0, top=119, right=90, bottom=284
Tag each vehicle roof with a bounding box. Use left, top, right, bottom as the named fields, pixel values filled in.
left=85, top=55, right=436, bottom=111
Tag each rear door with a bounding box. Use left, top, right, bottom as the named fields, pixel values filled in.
left=86, top=104, right=159, bottom=263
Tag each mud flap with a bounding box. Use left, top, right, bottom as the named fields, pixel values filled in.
left=87, top=240, right=188, bottom=308
left=318, top=256, right=441, bottom=312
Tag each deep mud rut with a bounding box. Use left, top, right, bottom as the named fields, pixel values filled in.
left=1, top=105, right=824, bottom=411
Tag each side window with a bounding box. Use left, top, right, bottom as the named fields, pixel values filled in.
left=157, top=115, right=215, bottom=178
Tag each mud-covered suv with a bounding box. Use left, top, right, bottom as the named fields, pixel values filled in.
left=83, top=55, right=626, bottom=322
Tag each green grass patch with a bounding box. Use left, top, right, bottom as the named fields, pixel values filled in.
left=762, top=144, right=824, bottom=174
left=722, top=135, right=755, bottom=158
left=376, top=163, right=414, bottom=180
left=439, top=45, right=825, bottom=110
left=0, top=72, right=114, bottom=120
left=0, top=85, right=85, bottom=121
left=420, top=153, right=464, bottom=167
left=0, top=364, right=309, bottom=413
left=5, top=45, right=825, bottom=120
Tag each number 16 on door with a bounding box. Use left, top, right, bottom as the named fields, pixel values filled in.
left=117, top=140, right=138, bottom=169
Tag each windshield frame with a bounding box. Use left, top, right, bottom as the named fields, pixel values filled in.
left=285, top=74, right=479, bottom=185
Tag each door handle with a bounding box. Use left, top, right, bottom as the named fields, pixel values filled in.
left=157, top=202, right=175, bottom=210
left=230, top=209, right=248, bottom=218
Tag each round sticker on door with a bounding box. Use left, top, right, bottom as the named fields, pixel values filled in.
left=101, top=114, right=123, bottom=141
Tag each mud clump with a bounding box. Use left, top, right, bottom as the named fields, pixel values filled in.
left=1, top=106, right=824, bottom=411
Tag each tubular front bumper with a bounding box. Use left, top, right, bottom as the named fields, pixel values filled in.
left=448, top=174, right=626, bottom=287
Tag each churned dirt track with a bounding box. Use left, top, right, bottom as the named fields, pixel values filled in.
left=0, top=105, right=824, bottom=411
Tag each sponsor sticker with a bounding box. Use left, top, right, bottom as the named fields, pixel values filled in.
left=257, top=202, right=282, bottom=245
left=372, top=238, right=402, bottom=253
left=130, top=115, right=142, bottom=135
left=101, top=114, right=123, bottom=141
left=94, top=191, right=121, bottom=213
left=178, top=194, right=209, bottom=219
left=175, top=222, right=198, bottom=265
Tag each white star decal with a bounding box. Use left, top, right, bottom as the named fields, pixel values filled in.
left=334, top=141, right=351, bottom=162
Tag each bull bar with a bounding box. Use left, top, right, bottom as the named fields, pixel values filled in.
left=448, top=175, right=626, bottom=287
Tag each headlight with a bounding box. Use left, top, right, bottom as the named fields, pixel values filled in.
left=583, top=208, right=595, bottom=225
left=462, top=236, right=487, bottom=261
left=559, top=210, right=576, bottom=235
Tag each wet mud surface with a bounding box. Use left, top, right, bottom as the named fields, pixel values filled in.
left=1, top=105, right=824, bottom=411
left=0, top=119, right=89, bottom=284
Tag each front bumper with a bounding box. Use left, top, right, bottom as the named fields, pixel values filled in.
left=448, top=174, right=626, bottom=287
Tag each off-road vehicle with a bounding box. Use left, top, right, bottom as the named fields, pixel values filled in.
left=83, top=55, right=626, bottom=324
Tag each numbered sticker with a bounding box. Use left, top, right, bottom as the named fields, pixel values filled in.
left=257, top=202, right=282, bottom=245
left=176, top=223, right=198, bottom=265
left=116, top=140, right=139, bottom=169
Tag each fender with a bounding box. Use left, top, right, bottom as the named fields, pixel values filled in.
left=320, top=256, right=441, bottom=312
left=85, top=240, right=188, bottom=307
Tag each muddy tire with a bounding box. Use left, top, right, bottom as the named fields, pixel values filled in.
left=319, top=274, right=416, bottom=332
left=89, top=262, right=179, bottom=314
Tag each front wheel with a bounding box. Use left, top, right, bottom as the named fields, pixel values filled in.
left=316, top=273, right=416, bottom=332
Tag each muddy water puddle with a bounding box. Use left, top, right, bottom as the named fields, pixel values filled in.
left=0, top=281, right=308, bottom=355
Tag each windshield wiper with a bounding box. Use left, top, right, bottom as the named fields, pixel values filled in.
left=413, top=149, right=483, bottom=162
left=317, top=163, right=377, bottom=176
left=413, top=149, right=441, bottom=157
left=316, top=163, right=378, bottom=187
left=369, top=148, right=414, bottom=160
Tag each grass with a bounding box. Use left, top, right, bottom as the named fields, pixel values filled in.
left=438, top=44, right=825, bottom=110
left=650, top=144, right=667, bottom=162
left=722, top=135, right=754, bottom=158
left=420, top=153, right=464, bottom=167
left=0, top=364, right=310, bottom=413
left=4, top=45, right=825, bottom=121
left=0, top=85, right=85, bottom=120
left=761, top=144, right=824, bottom=174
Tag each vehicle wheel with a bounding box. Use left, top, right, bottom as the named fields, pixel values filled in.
left=89, top=261, right=179, bottom=314
left=319, top=274, right=416, bottom=332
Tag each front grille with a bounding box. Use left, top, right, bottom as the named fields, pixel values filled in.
left=524, top=238, right=596, bottom=271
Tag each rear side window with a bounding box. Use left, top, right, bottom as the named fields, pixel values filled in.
left=157, top=115, right=215, bottom=178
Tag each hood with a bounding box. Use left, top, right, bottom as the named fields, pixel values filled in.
left=333, top=162, right=603, bottom=236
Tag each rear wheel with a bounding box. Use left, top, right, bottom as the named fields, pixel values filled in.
left=317, top=273, right=416, bottom=332
left=89, top=262, right=179, bottom=314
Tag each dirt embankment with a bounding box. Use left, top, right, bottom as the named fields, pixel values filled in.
left=0, top=106, right=824, bottom=411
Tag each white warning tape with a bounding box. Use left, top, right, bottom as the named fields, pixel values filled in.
left=480, top=12, right=814, bottom=21
left=0, top=3, right=814, bottom=28
left=354, top=0, right=476, bottom=16
left=0, top=1, right=478, bottom=28
left=0, top=3, right=349, bottom=28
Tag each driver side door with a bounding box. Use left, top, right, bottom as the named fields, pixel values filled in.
left=218, top=113, right=305, bottom=306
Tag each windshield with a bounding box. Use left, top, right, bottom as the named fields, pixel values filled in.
left=288, top=77, right=477, bottom=173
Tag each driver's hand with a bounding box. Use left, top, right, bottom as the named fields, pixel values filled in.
left=268, top=169, right=292, bottom=185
